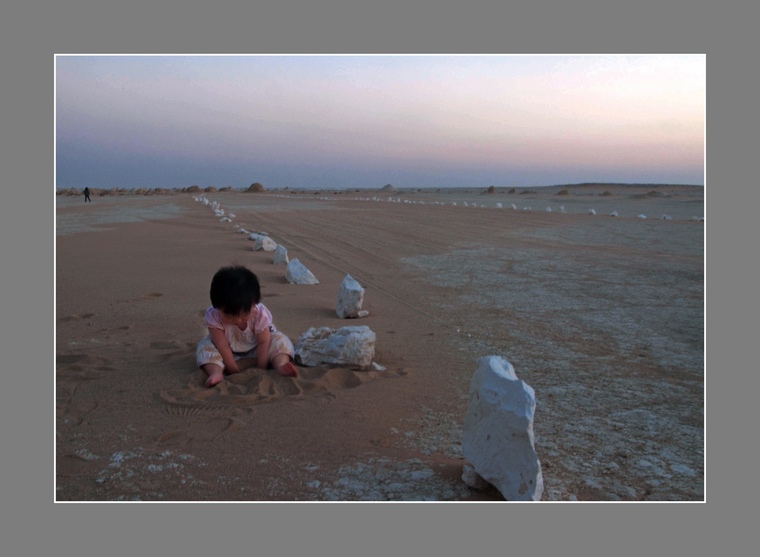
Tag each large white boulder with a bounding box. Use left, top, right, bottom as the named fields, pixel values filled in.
left=254, top=235, right=278, bottom=252
left=462, top=356, right=543, bottom=501
left=294, top=326, right=376, bottom=368
left=286, top=259, right=319, bottom=284
left=336, top=274, right=368, bottom=318
left=273, top=244, right=289, bottom=265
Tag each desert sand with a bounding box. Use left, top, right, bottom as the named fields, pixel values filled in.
left=56, top=184, right=704, bottom=501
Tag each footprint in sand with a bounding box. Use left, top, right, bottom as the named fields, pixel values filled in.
left=59, top=313, right=95, bottom=322
left=151, top=340, right=183, bottom=350
left=155, top=416, right=248, bottom=448
left=57, top=353, right=113, bottom=374
left=56, top=353, right=113, bottom=426
left=158, top=365, right=409, bottom=417
left=152, top=340, right=198, bottom=363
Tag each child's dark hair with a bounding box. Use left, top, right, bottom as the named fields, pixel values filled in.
left=209, top=265, right=261, bottom=315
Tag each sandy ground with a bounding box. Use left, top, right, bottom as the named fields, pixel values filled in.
left=55, top=185, right=704, bottom=501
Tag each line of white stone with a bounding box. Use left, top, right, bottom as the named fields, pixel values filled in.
left=227, top=192, right=703, bottom=222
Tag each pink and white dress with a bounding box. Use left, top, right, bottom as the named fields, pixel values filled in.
left=196, top=303, right=294, bottom=369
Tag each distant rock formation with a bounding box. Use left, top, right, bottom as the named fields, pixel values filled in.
left=294, top=326, right=376, bottom=368
left=462, top=356, right=543, bottom=501
left=485, top=186, right=496, bottom=194
left=645, top=190, right=668, bottom=198
left=600, top=190, right=612, bottom=196
left=508, top=188, right=516, bottom=194
left=187, top=185, right=202, bottom=193
left=555, top=189, right=569, bottom=196
left=382, top=184, right=396, bottom=193
left=246, top=182, right=265, bottom=192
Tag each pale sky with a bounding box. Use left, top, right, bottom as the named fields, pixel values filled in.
left=55, top=54, right=705, bottom=190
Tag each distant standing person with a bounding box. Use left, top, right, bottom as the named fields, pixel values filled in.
left=83, top=187, right=91, bottom=202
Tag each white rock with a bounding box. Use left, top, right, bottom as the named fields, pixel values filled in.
left=559, top=206, right=566, bottom=213
left=249, top=233, right=262, bottom=242
left=496, top=203, right=502, bottom=208
left=546, top=206, right=552, bottom=212
left=461, top=464, right=490, bottom=490
left=462, top=356, right=543, bottom=501
left=273, top=245, right=289, bottom=265
left=637, top=214, right=647, bottom=219
left=610, top=210, right=618, bottom=217
left=254, top=235, right=278, bottom=252
left=220, top=217, right=231, bottom=222
left=336, top=274, right=366, bottom=318
left=661, top=214, right=672, bottom=220
left=510, top=203, right=517, bottom=210
left=588, top=208, right=596, bottom=215
left=286, top=259, right=319, bottom=284
left=294, top=326, right=376, bottom=368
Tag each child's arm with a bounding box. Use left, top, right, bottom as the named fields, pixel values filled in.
left=255, top=328, right=271, bottom=369
left=208, top=327, right=239, bottom=373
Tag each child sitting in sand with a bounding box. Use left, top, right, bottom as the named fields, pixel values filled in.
left=196, top=265, right=298, bottom=387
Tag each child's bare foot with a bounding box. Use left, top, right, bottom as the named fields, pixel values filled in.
left=202, top=363, right=225, bottom=387
left=275, top=361, right=298, bottom=377
left=204, top=372, right=224, bottom=387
